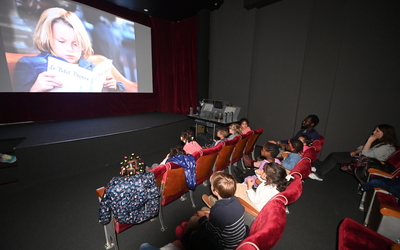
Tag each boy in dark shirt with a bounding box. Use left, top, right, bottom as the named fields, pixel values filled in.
left=178, top=172, right=247, bottom=249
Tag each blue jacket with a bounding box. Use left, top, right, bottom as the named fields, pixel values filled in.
left=13, top=52, right=125, bottom=92
left=166, top=154, right=197, bottom=189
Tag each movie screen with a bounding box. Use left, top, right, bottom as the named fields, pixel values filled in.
left=0, top=0, right=153, bottom=93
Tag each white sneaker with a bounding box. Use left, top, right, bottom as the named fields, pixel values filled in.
left=311, top=167, right=316, bottom=172
left=308, top=173, right=323, bottom=181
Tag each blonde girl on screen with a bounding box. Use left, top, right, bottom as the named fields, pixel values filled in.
left=13, top=7, right=125, bottom=92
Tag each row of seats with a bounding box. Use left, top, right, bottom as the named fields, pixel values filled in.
left=236, top=137, right=323, bottom=249
left=95, top=128, right=265, bottom=248
left=338, top=148, right=400, bottom=249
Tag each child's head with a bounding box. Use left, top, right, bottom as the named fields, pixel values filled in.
left=261, top=142, right=280, bottom=159
left=298, top=135, right=312, bottom=146
left=288, top=139, right=303, bottom=153
left=262, top=162, right=292, bottom=192
left=180, top=130, right=195, bottom=143
left=120, top=153, right=145, bottom=176
left=210, top=171, right=237, bottom=198
left=216, top=126, right=229, bottom=139
left=33, top=7, right=93, bottom=62
left=169, top=145, right=186, bottom=157
left=229, top=123, right=241, bottom=135
left=238, top=118, right=249, bottom=131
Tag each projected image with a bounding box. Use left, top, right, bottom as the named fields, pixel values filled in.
left=0, top=0, right=152, bottom=92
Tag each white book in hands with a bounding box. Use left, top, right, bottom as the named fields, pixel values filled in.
left=47, top=56, right=112, bottom=92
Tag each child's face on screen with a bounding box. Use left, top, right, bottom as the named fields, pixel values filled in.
left=50, top=22, right=82, bottom=63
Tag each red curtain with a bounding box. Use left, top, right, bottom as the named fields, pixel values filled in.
left=151, top=16, right=199, bottom=114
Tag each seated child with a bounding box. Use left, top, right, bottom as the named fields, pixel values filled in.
left=148, top=145, right=197, bottom=189
left=228, top=123, right=241, bottom=140
left=298, top=135, right=312, bottom=154
left=99, top=154, right=159, bottom=225
left=205, top=127, right=229, bottom=148
left=238, top=142, right=281, bottom=183
left=238, top=118, right=251, bottom=134
left=235, top=162, right=293, bottom=211
left=147, top=146, right=186, bottom=171
left=281, top=139, right=303, bottom=171
left=177, top=172, right=247, bottom=250
left=181, top=130, right=202, bottom=155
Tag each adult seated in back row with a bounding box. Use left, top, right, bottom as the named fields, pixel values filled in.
left=270, top=114, right=320, bottom=149
left=309, top=124, right=398, bottom=181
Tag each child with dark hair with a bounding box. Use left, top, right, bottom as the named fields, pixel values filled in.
left=181, top=130, right=202, bottom=155
left=281, top=139, right=303, bottom=171
left=298, top=135, right=312, bottom=153
left=238, top=142, right=281, bottom=185
left=235, top=162, right=293, bottom=211
left=147, top=145, right=186, bottom=171
left=238, top=118, right=251, bottom=134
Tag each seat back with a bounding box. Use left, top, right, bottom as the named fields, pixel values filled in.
left=149, top=163, right=168, bottom=189
left=317, top=135, right=325, bottom=144
left=236, top=195, right=289, bottom=249
left=231, top=131, right=253, bottom=164
left=302, top=145, right=318, bottom=163
left=385, top=149, right=400, bottom=169
left=310, top=135, right=324, bottom=152
left=215, top=136, right=240, bottom=172
left=338, top=218, right=398, bottom=250
left=276, top=174, right=303, bottom=205
left=244, top=128, right=264, bottom=156
left=192, top=143, right=223, bottom=184
left=290, top=157, right=312, bottom=180
left=236, top=174, right=303, bottom=249
left=159, top=162, right=189, bottom=206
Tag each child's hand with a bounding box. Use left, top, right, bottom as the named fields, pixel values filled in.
left=247, top=178, right=255, bottom=189
left=281, top=151, right=290, bottom=158
left=30, top=71, right=62, bottom=92
left=197, top=210, right=210, bottom=218
left=103, top=75, right=117, bottom=89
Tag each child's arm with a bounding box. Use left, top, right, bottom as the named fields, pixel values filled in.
left=282, top=153, right=300, bottom=171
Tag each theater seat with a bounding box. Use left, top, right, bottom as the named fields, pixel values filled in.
left=236, top=174, right=303, bottom=249
left=338, top=218, right=400, bottom=250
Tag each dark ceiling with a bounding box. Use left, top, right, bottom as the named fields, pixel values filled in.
left=104, top=0, right=224, bottom=22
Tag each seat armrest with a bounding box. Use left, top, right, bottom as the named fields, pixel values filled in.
left=380, top=206, right=400, bottom=219
left=368, top=168, right=393, bottom=178
left=237, top=197, right=259, bottom=217
left=96, top=187, right=106, bottom=198
left=391, top=244, right=400, bottom=250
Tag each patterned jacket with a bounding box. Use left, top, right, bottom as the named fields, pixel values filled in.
left=99, top=172, right=159, bottom=224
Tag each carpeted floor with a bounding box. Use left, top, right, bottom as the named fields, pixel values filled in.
left=0, top=114, right=365, bottom=249
left=0, top=145, right=365, bottom=250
